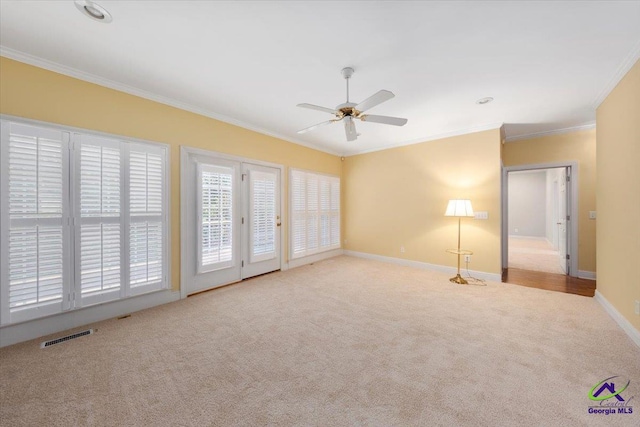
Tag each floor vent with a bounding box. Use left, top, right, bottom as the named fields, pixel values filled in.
left=40, top=329, right=94, bottom=348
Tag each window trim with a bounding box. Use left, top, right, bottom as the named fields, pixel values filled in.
left=0, top=115, right=171, bottom=326
left=289, top=168, right=341, bottom=260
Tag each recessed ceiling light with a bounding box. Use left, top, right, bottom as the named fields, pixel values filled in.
left=75, top=0, right=112, bottom=23
left=476, top=97, right=494, bottom=105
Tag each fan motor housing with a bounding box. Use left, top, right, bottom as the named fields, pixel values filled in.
left=336, top=102, right=359, bottom=118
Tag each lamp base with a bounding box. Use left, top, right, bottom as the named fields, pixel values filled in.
left=449, top=274, right=468, bottom=285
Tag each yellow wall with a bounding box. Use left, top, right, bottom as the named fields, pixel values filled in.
left=0, top=57, right=342, bottom=292
left=343, top=129, right=503, bottom=275
left=502, top=129, right=597, bottom=273
left=596, top=59, right=640, bottom=330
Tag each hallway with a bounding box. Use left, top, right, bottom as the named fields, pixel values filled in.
left=508, top=236, right=565, bottom=275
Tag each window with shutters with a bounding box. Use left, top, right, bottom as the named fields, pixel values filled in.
left=0, top=120, right=169, bottom=325
left=1, top=123, right=70, bottom=325
left=290, top=169, right=340, bottom=259
left=76, top=135, right=123, bottom=307
left=128, top=146, right=166, bottom=294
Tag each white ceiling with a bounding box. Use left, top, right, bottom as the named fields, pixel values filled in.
left=1, top=1, right=639, bottom=156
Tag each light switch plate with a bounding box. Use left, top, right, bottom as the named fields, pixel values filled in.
left=589, top=211, right=596, bottom=219
left=474, top=211, right=489, bottom=220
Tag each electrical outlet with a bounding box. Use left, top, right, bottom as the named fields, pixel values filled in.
left=589, top=211, right=597, bottom=220
left=400, top=246, right=405, bottom=253
left=464, top=255, right=472, bottom=263
left=635, top=300, right=640, bottom=315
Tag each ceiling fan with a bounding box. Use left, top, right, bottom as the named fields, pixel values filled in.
left=297, top=67, right=408, bottom=142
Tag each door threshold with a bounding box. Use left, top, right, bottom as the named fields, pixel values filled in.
left=502, top=268, right=596, bottom=297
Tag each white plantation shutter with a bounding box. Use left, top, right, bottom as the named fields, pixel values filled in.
left=198, top=163, right=234, bottom=272
left=290, top=169, right=340, bottom=259
left=306, top=173, right=319, bottom=252
left=129, top=145, right=166, bottom=294
left=319, top=179, right=331, bottom=247
left=291, top=170, right=307, bottom=257
left=1, top=122, right=70, bottom=325
left=250, top=170, right=276, bottom=262
left=330, top=179, right=340, bottom=247
left=75, top=135, right=123, bottom=306
left=1, top=119, right=168, bottom=325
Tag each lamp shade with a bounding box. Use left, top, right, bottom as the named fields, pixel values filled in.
left=444, top=199, right=474, bottom=217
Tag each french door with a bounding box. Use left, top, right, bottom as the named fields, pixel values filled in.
left=181, top=148, right=281, bottom=295
left=241, top=163, right=281, bottom=279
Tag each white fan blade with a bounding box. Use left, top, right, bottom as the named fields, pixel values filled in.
left=355, top=90, right=394, bottom=113
left=297, top=103, right=336, bottom=115
left=344, top=116, right=357, bottom=141
left=297, top=120, right=336, bottom=134
left=360, top=114, right=408, bottom=126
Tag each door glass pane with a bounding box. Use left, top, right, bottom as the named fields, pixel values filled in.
left=250, top=170, right=276, bottom=262
left=199, top=165, right=234, bottom=272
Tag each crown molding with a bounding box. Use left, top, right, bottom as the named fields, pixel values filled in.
left=342, top=123, right=504, bottom=156
left=0, top=48, right=506, bottom=159
left=0, top=47, right=343, bottom=157
left=592, top=38, right=640, bottom=109
left=504, top=122, right=596, bottom=143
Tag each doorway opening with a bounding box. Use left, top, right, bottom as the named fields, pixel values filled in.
left=501, top=162, right=585, bottom=295
left=507, top=167, right=569, bottom=274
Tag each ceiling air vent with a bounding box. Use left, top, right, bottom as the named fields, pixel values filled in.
left=40, top=329, right=94, bottom=348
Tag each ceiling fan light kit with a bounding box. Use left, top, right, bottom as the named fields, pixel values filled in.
left=297, top=67, right=407, bottom=142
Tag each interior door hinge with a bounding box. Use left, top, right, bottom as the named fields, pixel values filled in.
left=566, top=175, right=570, bottom=182
left=242, top=174, right=247, bottom=181
left=566, top=215, right=570, bottom=221
left=566, top=254, right=570, bottom=260
left=242, top=217, right=244, bottom=224
left=242, top=260, right=244, bottom=267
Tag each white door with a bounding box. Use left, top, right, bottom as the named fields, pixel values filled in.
left=181, top=150, right=281, bottom=295
left=557, top=167, right=569, bottom=274
left=183, top=154, right=242, bottom=294
left=241, top=164, right=281, bottom=279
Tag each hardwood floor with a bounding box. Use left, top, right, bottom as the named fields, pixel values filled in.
left=502, top=268, right=596, bottom=297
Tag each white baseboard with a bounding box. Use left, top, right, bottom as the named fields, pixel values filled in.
left=343, top=250, right=502, bottom=283
left=594, top=290, right=640, bottom=348
left=578, top=270, right=596, bottom=280
left=286, top=249, right=344, bottom=270
left=0, top=289, right=181, bottom=348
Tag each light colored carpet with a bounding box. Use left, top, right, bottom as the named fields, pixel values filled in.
left=509, top=236, right=566, bottom=274
left=1, top=256, right=638, bottom=426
